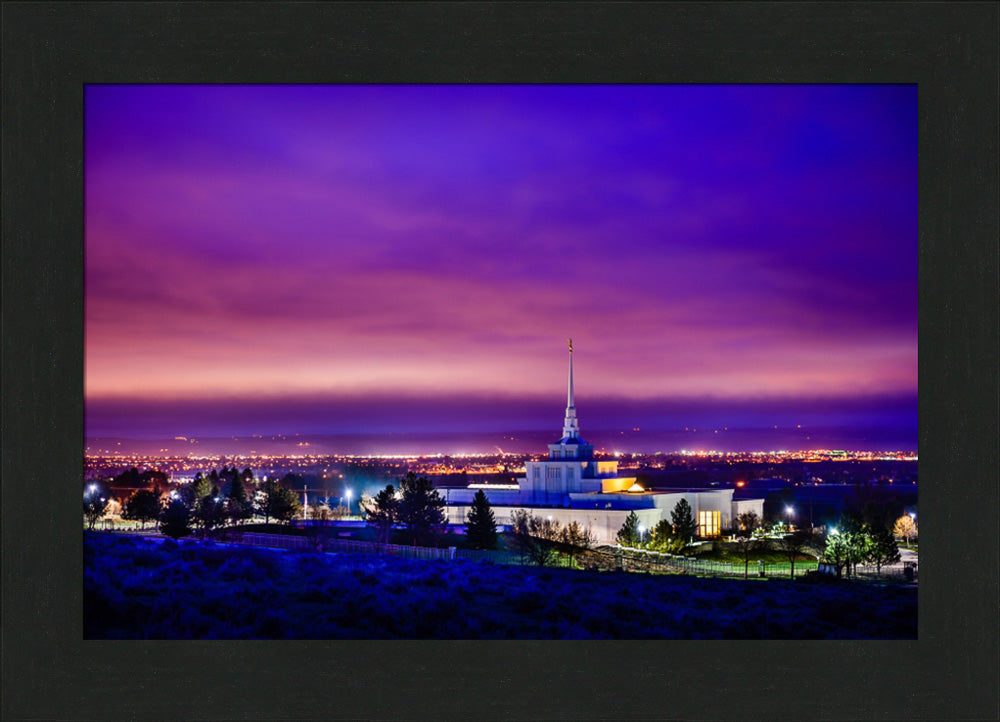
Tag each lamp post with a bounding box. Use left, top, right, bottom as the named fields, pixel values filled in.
left=345, top=488, right=353, bottom=517
left=785, top=506, right=794, bottom=533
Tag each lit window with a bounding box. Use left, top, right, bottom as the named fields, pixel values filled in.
left=698, top=511, right=721, bottom=538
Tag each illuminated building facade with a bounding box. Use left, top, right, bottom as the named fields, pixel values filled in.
left=443, top=342, right=764, bottom=543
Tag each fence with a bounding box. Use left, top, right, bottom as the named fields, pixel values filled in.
left=95, top=527, right=915, bottom=582
left=607, top=548, right=818, bottom=579
left=839, top=561, right=918, bottom=583
left=455, top=548, right=577, bottom=568
left=232, top=532, right=459, bottom=561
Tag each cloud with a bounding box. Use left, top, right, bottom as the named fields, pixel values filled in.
left=84, top=84, right=917, bottom=431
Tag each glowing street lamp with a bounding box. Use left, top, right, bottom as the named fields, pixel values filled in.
left=785, top=505, right=794, bottom=532
left=345, top=488, right=353, bottom=515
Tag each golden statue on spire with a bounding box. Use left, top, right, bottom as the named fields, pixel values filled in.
left=568, top=337, right=573, bottom=353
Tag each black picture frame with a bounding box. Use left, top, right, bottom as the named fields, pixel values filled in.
left=2, top=3, right=997, bottom=721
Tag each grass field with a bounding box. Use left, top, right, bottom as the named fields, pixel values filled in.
left=84, top=532, right=917, bottom=639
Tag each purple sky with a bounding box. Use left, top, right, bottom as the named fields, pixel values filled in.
left=85, top=85, right=917, bottom=443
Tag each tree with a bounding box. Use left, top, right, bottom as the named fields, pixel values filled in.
left=734, top=511, right=761, bottom=580
left=190, top=473, right=213, bottom=505
left=559, top=520, right=596, bottom=567
left=670, top=499, right=697, bottom=544
left=122, top=489, right=161, bottom=530
left=839, top=512, right=870, bottom=578
left=258, top=478, right=279, bottom=525
left=268, top=486, right=302, bottom=525
left=511, top=509, right=558, bottom=567
left=649, top=519, right=685, bottom=553
left=363, top=484, right=398, bottom=546
left=259, top=479, right=301, bottom=525
left=193, top=495, right=226, bottom=538
left=616, top=511, right=641, bottom=547
left=225, top=474, right=253, bottom=526
left=892, top=514, right=917, bottom=546
left=867, top=525, right=901, bottom=574
left=823, top=530, right=851, bottom=578
left=465, top=489, right=498, bottom=550
left=159, top=499, right=192, bottom=540
left=397, top=472, right=446, bottom=546
left=83, top=482, right=111, bottom=530
left=560, top=520, right=594, bottom=549
left=779, top=530, right=815, bottom=580
left=510, top=509, right=535, bottom=565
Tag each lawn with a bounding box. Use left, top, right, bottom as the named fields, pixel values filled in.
left=84, top=532, right=917, bottom=639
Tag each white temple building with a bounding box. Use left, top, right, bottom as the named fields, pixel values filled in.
left=442, top=341, right=764, bottom=544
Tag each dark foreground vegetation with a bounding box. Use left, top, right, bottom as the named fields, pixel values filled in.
left=85, top=533, right=916, bottom=639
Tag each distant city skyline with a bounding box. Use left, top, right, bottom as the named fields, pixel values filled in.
left=85, top=85, right=917, bottom=444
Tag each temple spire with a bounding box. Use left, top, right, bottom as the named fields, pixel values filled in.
left=562, top=338, right=579, bottom=439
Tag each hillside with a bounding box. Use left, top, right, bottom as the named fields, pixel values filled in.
left=84, top=533, right=916, bottom=639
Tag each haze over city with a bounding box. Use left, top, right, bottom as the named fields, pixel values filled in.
left=85, top=85, right=917, bottom=450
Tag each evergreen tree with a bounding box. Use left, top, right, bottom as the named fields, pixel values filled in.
left=264, top=485, right=301, bottom=524
left=398, top=472, right=446, bottom=546
left=194, top=495, right=225, bottom=538
left=259, top=478, right=279, bottom=525
left=867, top=525, right=901, bottom=574
left=670, top=498, right=697, bottom=543
left=465, top=489, right=498, bottom=550
left=650, top=518, right=685, bottom=553
left=363, top=484, right=398, bottom=546
left=122, top=488, right=161, bottom=529
left=226, top=474, right=253, bottom=525
left=616, top=511, right=641, bottom=546
left=159, top=499, right=192, bottom=540
left=190, top=473, right=213, bottom=506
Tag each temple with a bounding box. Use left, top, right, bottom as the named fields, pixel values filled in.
left=441, top=341, right=764, bottom=543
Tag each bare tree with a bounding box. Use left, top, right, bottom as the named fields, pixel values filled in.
left=779, top=530, right=814, bottom=579
left=734, top=511, right=761, bottom=580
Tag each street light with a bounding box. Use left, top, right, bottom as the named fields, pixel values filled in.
left=785, top=505, right=794, bottom=532
left=345, top=488, right=353, bottom=515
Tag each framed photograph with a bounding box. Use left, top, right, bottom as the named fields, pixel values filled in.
left=3, top=3, right=996, bottom=721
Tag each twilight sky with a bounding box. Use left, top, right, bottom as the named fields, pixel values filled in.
left=85, top=84, right=917, bottom=443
